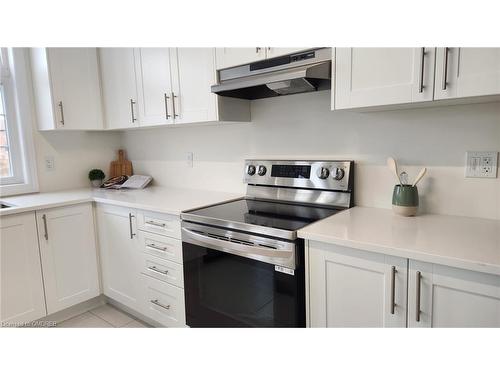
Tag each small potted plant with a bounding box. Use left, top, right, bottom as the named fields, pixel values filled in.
left=88, top=169, right=105, bottom=188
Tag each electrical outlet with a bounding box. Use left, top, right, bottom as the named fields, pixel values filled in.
left=44, top=155, right=55, bottom=171
left=465, top=151, right=498, bottom=178
left=187, top=152, right=194, bottom=168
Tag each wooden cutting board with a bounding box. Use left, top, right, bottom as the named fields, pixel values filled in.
left=109, top=149, right=133, bottom=178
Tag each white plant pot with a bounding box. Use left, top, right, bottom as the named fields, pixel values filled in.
left=91, top=180, right=102, bottom=188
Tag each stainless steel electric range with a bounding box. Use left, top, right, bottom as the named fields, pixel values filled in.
left=181, top=159, right=354, bottom=327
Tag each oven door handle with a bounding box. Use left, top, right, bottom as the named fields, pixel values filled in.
left=181, top=227, right=295, bottom=267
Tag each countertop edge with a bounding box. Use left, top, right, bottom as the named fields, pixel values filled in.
left=298, top=231, right=500, bottom=276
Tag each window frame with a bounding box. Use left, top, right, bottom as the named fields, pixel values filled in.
left=0, top=48, right=39, bottom=197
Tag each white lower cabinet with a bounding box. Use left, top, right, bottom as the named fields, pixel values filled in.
left=408, top=260, right=500, bottom=328
left=308, top=241, right=408, bottom=327
left=97, top=204, right=186, bottom=327
left=36, top=203, right=100, bottom=314
left=0, top=213, right=46, bottom=324
left=96, top=204, right=142, bottom=310
left=308, top=241, right=500, bottom=328
left=140, top=274, right=186, bottom=327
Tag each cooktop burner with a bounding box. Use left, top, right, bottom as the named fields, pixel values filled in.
left=184, top=198, right=340, bottom=234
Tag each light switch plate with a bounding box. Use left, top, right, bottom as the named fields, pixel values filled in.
left=465, top=151, right=498, bottom=178
left=187, top=152, right=194, bottom=168
left=44, top=155, right=55, bottom=171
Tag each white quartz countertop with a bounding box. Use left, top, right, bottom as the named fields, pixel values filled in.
left=0, top=186, right=241, bottom=217
left=298, top=206, right=500, bottom=276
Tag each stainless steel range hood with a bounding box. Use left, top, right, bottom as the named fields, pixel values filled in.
left=211, top=48, right=332, bottom=100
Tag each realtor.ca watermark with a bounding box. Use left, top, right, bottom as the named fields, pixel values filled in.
left=1, top=321, right=57, bottom=328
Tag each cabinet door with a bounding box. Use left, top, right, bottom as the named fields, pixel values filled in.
left=308, top=241, right=407, bottom=327
left=266, top=47, right=309, bottom=58
left=0, top=213, right=46, bottom=324
left=37, top=203, right=99, bottom=314
left=96, top=204, right=141, bottom=311
left=134, top=48, right=174, bottom=127
left=334, top=47, right=435, bottom=109
left=98, top=48, right=139, bottom=129
left=47, top=48, right=104, bottom=130
left=215, top=47, right=266, bottom=69
left=408, top=260, right=500, bottom=328
left=434, top=47, right=500, bottom=100
left=170, top=48, right=218, bottom=124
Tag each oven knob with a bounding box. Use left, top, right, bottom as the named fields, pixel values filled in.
left=332, top=167, right=345, bottom=180
left=257, top=165, right=267, bottom=176
left=316, top=167, right=330, bottom=179
left=247, top=165, right=256, bottom=176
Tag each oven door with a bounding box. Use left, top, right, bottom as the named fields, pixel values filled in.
left=181, top=222, right=305, bottom=327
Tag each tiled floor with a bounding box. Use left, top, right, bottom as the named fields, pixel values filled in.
left=57, top=304, right=151, bottom=328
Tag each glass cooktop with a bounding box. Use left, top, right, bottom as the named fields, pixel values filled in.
left=183, top=198, right=341, bottom=235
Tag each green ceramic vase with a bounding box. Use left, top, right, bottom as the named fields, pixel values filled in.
left=392, top=184, right=419, bottom=216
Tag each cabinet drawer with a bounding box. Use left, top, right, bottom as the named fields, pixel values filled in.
left=141, top=274, right=186, bottom=327
left=140, top=254, right=184, bottom=288
left=137, top=210, right=181, bottom=239
left=137, top=230, right=182, bottom=263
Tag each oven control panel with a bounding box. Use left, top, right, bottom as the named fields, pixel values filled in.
left=244, top=160, right=353, bottom=192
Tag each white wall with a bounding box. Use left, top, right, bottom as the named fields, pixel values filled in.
left=34, top=130, right=122, bottom=192
left=122, top=91, right=500, bottom=220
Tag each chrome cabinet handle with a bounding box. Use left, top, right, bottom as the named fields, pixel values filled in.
left=390, top=266, right=397, bottom=314
left=128, top=213, right=135, bottom=239
left=130, top=99, right=137, bottom=122
left=148, top=266, right=169, bottom=276
left=147, top=243, right=167, bottom=252
left=146, top=220, right=166, bottom=228
left=164, top=93, right=171, bottom=119
left=42, top=214, right=49, bottom=241
left=442, top=47, right=449, bottom=90
left=416, top=271, right=422, bottom=322
left=171, top=92, right=178, bottom=118
left=58, top=101, right=65, bottom=126
left=418, top=47, right=426, bottom=93
left=151, top=299, right=170, bottom=310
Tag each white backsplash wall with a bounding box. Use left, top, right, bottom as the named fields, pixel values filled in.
left=122, top=91, right=500, bottom=220
left=34, top=130, right=122, bottom=192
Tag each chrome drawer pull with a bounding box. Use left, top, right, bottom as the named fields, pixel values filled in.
left=151, top=299, right=170, bottom=310
left=147, top=243, right=167, bottom=252
left=390, top=266, right=397, bottom=314
left=416, top=271, right=422, bottom=322
left=146, top=220, right=166, bottom=228
left=148, top=266, right=169, bottom=276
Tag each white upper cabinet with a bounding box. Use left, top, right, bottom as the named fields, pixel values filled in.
left=308, top=241, right=408, bottom=328
left=30, top=48, right=104, bottom=130
left=215, top=47, right=266, bottom=69
left=134, top=48, right=174, bottom=126
left=1, top=213, right=46, bottom=324
left=170, top=48, right=218, bottom=124
left=215, top=47, right=314, bottom=69
left=334, top=47, right=436, bottom=109
left=434, top=47, right=500, bottom=100
left=36, top=203, right=100, bottom=315
left=408, top=260, right=500, bottom=328
left=266, top=47, right=309, bottom=58
left=99, top=48, right=139, bottom=129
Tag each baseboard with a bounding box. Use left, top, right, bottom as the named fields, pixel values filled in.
left=37, top=295, right=106, bottom=324
left=104, top=297, right=163, bottom=328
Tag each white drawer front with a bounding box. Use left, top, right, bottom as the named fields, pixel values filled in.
left=137, top=210, right=181, bottom=239
left=140, top=254, right=184, bottom=288
left=137, top=230, right=183, bottom=263
left=141, top=274, right=186, bottom=327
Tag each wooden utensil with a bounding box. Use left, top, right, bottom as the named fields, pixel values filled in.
left=387, top=157, right=403, bottom=185
left=109, top=149, right=133, bottom=178
left=412, top=167, right=427, bottom=187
